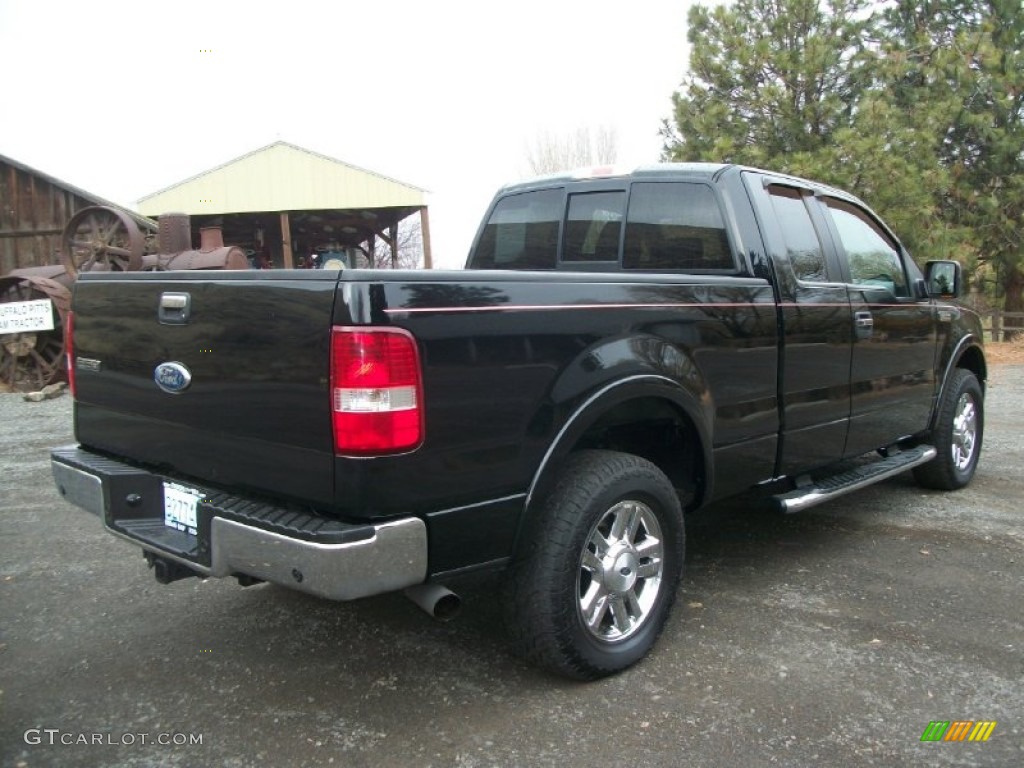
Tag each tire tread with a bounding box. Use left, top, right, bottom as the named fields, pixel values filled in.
left=502, top=450, right=684, bottom=680
left=913, top=368, right=983, bottom=490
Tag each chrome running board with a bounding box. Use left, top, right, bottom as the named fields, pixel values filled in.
left=773, top=445, right=938, bottom=514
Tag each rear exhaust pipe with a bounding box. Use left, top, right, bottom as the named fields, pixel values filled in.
left=404, top=584, right=462, bottom=621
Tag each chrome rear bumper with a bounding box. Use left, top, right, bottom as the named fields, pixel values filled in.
left=51, top=446, right=427, bottom=601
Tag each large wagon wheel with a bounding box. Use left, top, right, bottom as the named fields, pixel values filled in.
left=0, top=276, right=71, bottom=393
left=60, top=205, right=144, bottom=278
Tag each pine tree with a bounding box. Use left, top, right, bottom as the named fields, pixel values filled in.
left=662, top=0, right=1023, bottom=309
left=662, top=0, right=875, bottom=167
left=883, top=0, right=1024, bottom=329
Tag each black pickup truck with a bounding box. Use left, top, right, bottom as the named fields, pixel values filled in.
left=51, top=163, right=985, bottom=679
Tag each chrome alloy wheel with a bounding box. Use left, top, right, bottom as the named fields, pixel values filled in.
left=577, top=500, right=665, bottom=643
left=951, top=392, right=978, bottom=472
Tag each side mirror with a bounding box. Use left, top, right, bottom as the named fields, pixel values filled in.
left=924, top=260, right=962, bottom=299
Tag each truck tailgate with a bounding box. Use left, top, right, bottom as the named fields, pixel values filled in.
left=70, top=271, right=339, bottom=507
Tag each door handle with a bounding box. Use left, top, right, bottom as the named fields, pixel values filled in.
left=854, top=310, right=873, bottom=339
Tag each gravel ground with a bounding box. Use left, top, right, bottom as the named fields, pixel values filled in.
left=1, top=367, right=1021, bottom=767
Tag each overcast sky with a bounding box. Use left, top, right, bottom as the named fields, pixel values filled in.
left=0, top=0, right=698, bottom=268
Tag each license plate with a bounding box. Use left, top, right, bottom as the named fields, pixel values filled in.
left=163, top=482, right=202, bottom=536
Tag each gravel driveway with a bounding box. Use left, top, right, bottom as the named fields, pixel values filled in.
left=2, top=366, right=1021, bottom=767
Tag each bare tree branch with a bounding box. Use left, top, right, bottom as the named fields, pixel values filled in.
left=524, top=125, right=619, bottom=175
left=368, top=218, right=424, bottom=270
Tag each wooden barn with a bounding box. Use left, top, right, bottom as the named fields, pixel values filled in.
left=0, top=153, right=148, bottom=276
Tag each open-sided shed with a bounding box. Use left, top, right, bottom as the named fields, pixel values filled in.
left=137, top=141, right=431, bottom=269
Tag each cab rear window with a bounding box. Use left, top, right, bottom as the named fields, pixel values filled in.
left=471, top=189, right=562, bottom=269
left=623, top=182, right=734, bottom=271
left=563, top=191, right=626, bottom=263
left=469, top=180, right=734, bottom=272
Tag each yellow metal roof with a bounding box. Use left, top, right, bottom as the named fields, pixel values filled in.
left=137, top=141, right=427, bottom=216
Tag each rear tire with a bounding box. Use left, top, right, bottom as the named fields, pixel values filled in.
left=913, top=368, right=983, bottom=490
left=503, top=450, right=685, bottom=680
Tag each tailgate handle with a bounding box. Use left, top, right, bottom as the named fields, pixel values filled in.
left=159, top=292, right=191, bottom=325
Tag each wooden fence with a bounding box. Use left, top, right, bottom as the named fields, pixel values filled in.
left=980, top=311, right=1024, bottom=342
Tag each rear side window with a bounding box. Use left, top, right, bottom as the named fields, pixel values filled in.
left=623, top=182, right=733, bottom=271
left=767, top=185, right=827, bottom=282
left=471, top=189, right=563, bottom=269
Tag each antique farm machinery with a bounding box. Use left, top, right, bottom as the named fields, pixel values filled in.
left=0, top=205, right=248, bottom=392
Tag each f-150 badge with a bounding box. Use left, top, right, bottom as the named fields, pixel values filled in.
left=154, top=362, right=192, bottom=394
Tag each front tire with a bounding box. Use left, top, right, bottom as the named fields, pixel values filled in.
left=504, top=450, right=685, bottom=680
left=913, top=368, right=983, bottom=490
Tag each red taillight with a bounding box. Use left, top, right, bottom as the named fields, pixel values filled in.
left=330, top=326, right=423, bottom=456
left=65, top=310, right=76, bottom=398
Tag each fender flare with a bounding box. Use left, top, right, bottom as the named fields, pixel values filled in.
left=929, top=334, right=986, bottom=432
left=524, top=374, right=714, bottom=513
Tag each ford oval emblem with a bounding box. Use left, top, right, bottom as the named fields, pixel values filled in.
left=154, top=362, right=192, bottom=394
